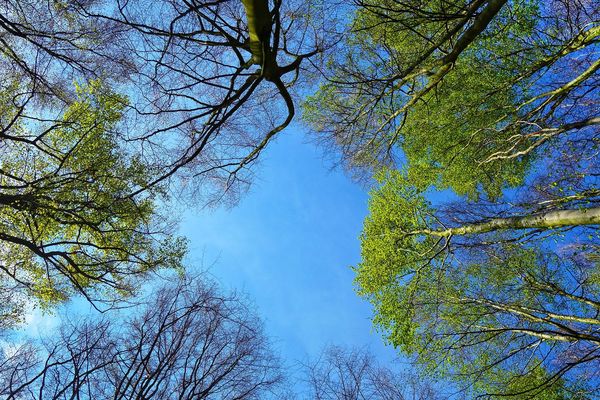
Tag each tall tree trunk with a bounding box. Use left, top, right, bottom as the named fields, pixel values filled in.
left=241, top=0, right=274, bottom=73
left=413, top=207, right=600, bottom=237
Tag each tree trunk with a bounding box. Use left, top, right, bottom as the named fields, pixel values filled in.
left=416, top=206, right=600, bottom=237
left=241, top=0, right=273, bottom=72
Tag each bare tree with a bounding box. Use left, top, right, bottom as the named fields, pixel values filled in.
left=304, top=346, right=442, bottom=400
left=66, top=0, right=330, bottom=203
left=0, top=276, right=285, bottom=399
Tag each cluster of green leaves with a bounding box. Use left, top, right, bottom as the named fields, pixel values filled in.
left=357, top=170, right=435, bottom=349
left=304, top=0, right=543, bottom=198
left=401, top=60, right=530, bottom=198
left=357, top=169, right=599, bottom=397
left=0, top=80, right=185, bottom=311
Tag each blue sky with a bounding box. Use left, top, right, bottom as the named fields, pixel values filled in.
left=180, top=123, right=398, bottom=367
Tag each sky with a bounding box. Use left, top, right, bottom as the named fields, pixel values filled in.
left=179, top=123, right=399, bottom=367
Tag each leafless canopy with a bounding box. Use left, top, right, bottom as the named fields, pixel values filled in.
left=304, top=346, right=442, bottom=400
left=66, top=0, right=330, bottom=203
left=0, top=277, right=284, bottom=399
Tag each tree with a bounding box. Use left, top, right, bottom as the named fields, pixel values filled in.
left=357, top=170, right=599, bottom=398
left=68, top=0, right=328, bottom=202
left=305, top=0, right=599, bottom=198
left=302, top=0, right=600, bottom=396
left=0, top=0, right=130, bottom=95
left=0, top=79, right=185, bottom=320
left=0, top=276, right=284, bottom=399
left=0, top=0, right=327, bottom=317
left=304, top=345, right=441, bottom=400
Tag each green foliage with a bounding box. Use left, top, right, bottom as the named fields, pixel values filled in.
left=307, top=0, right=600, bottom=396
left=402, top=60, right=530, bottom=198
left=357, top=170, right=600, bottom=396
left=356, top=169, right=436, bottom=349
left=0, top=80, right=186, bottom=310
left=303, top=0, right=544, bottom=198
left=485, top=366, right=588, bottom=400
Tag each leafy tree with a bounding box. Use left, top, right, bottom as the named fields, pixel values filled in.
left=0, top=80, right=185, bottom=319
left=304, top=0, right=598, bottom=198
left=357, top=170, right=599, bottom=397
left=303, top=0, right=600, bottom=396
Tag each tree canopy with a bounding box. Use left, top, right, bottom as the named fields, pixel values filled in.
left=358, top=170, right=598, bottom=397
left=0, top=277, right=284, bottom=399
left=0, top=0, right=599, bottom=397
left=304, top=345, right=441, bottom=399
left=303, top=0, right=600, bottom=397
left=305, top=0, right=598, bottom=198
left=0, top=79, right=185, bottom=317
left=0, top=0, right=327, bottom=317
left=68, top=0, right=328, bottom=202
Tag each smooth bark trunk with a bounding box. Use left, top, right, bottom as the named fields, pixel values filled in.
left=415, top=207, right=600, bottom=237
